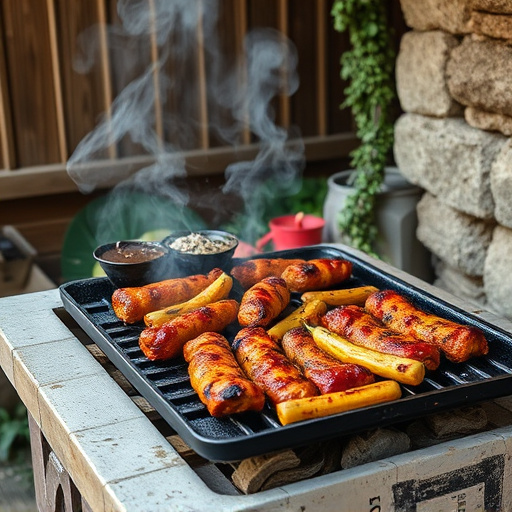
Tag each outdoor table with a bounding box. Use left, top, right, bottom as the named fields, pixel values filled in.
left=1, top=245, right=512, bottom=511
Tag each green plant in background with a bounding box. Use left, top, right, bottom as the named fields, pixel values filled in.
left=331, top=0, right=396, bottom=255
left=0, top=403, right=30, bottom=462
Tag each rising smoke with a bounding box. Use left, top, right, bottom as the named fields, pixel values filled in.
left=66, top=0, right=304, bottom=245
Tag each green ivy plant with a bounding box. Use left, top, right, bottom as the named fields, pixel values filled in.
left=331, top=0, right=396, bottom=255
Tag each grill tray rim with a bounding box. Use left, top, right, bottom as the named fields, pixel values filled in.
left=58, top=246, right=512, bottom=462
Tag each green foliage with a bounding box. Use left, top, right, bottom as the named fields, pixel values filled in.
left=222, top=177, right=328, bottom=244
left=0, top=403, right=30, bottom=462
left=331, top=0, right=396, bottom=255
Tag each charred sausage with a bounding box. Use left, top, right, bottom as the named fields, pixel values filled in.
left=139, top=299, right=239, bottom=361
left=112, top=268, right=222, bottom=324
left=238, top=276, right=290, bottom=327
left=233, top=327, right=319, bottom=405
left=321, top=304, right=441, bottom=370
left=183, top=332, right=265, bottom=417
left=281, top=258, right=353, bottom=293
left=365, top=290, right=489, bottom=363
left=230, top=258, right=305, bottom=289
left=281, top=327, right=375, bottom=394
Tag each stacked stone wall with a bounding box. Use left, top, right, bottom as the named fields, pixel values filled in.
left=396, top=0, right=512, bottom=319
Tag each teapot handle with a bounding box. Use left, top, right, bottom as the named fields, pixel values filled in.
left=255, top=231, right=273, bottom=251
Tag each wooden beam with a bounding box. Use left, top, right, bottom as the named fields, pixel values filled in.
left=0, top=133, right=357, bottom=200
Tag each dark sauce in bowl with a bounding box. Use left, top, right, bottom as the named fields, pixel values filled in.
left=100, top=243, right=165, bottom=264
left=93, top=240, right=170, bottom=288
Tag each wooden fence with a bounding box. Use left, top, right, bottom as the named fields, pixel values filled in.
left=0, top=0, right=405, bottom=201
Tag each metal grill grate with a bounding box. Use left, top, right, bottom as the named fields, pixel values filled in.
left=59, top=246, right=512, bottom=462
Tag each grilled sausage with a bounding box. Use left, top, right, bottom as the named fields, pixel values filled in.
left=139, top=299, right=239, bottom=361
left=183, top=332, right=265, bottom=417
left=321, top=305, right=441, bottom=370
left=112, top=268, right=222, bottom=324
left=230, top=258, right=306, bottom=289
left=233, top=327, right=319, bottom=405
left=281, top=327, right=375, bottom=394
left=281, top=258, right=353, bottom=293
left=238, top=276, right=290, bottom=327
left=365, top=289, right=489, bottom=363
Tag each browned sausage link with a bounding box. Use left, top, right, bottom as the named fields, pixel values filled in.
left=230, top=258, right=306, bottom=289
left=233, top=327, right=319, bottom=405
left=238, top=276, right=290, bottom=327
left=112, top=268, right=223, bottom=324
left=365, top=290, right=489, bottom=363
left=139, top=299, right=239, bottom=361
left=183, top=332, right=265, bottom=417
left=321, top=305, right=441, bottom=370
left=282, top=327, right=375, bottom=394
left=281, top=258, right=353, bottom=293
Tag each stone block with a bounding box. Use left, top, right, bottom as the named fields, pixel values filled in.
left=394, top=113, right=505, bottom=218
left=483, top=225, right=512, bottom=319
left=399, top=0, right=472, bottom=34
left=396, top=31, right=462, bottom=117
left=465, top=106, right=512, bottom=136
left=473, top=0, right=512, bottom=14
left=416, top=193, right=495, bottom=276
left=341, top=428, right=411, bottom=469
left=433, top=259, right=486, bottom=304
left=447, top=36, right=512, bottom=117
left=491, top=139, right=512, bottom=228
left=470, top=10, right=512, bottom=39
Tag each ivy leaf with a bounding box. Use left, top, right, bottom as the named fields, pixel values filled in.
left=331, top=0, right=396, bottom=255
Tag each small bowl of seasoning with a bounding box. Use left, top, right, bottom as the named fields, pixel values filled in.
left=163, top=230, right=239, bottom=277
left=93, top=240, right=170, bottom=288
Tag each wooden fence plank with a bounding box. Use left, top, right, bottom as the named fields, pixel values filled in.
left=288, top=0, right=319, bottom=137
left=0, top=18, right=16, bottom=169
left=207, top=0, right=250, bottom=148
left=316, top=0, right=328, bottom=136
left=106, top=0, right=152, bottom=158
left=196, top=0, right=209, bottom=149
left=247, top=0, right=283, bottom=130
left=277, top=0, right=291, bottom=129
left=53, top=0, right=113, bottom=159
left=1, top=0, right=61, bottom=166
left=46, top=0, right=68, bottom=161
left=326, top=7, right=353, bottom=135
left=148, top=0, right=164, bottom=148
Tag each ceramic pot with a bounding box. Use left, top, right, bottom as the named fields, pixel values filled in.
left=322, top=167, right=433, bottom=281
left=256, top=214, right=325, bottom=251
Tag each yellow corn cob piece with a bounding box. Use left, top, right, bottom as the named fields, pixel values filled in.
left=308, top=325, right=425, bottom=386
left=267, top=299, right=327, bottom=343
left=144, top=271, right=233, bottom=327
left=300, top=285, right=379, bottom=306
left=276, top=380, right=402, bottom=425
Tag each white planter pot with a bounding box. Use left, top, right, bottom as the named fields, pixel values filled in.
left=322, top=167, right=433, bottom=281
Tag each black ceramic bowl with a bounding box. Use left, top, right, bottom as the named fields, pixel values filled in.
left=162, top=230, right=239, bottom=277
left=93, top=240, right=171, bottom=288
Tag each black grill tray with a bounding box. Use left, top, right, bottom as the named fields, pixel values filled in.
left=59, top=246, right=512, bottom=462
